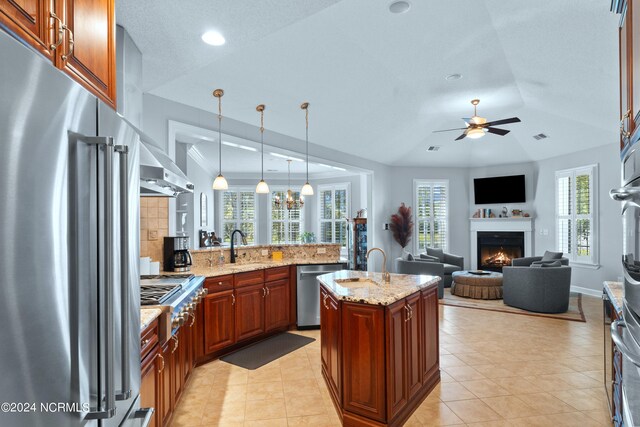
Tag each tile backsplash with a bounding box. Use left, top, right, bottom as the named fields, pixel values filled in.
left=140, top=197, right=169, bottom=267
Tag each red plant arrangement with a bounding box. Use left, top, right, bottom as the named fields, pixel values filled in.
left=390, top=203, right=413, bottom=249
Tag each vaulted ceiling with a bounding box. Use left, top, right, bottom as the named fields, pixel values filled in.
left=118, top=0, right=620, bottom=167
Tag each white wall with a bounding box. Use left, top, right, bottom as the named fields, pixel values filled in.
left=533, top=144, right=621, bottom=294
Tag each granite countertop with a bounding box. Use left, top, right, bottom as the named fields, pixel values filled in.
left=603, top=281, right=623, bottom=315
left=162, top=258, right=347, bottom=278
left=191, top=243, right=341, bottom=253
left=140, top=308, right=163, bottom=332
left=318, top=270, right=440, bottom=306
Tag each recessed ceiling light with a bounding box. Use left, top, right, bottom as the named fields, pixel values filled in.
left=445, top=73, right=462, bottom=81
left=222, top=141, right=257, bottom=152
left=389, top=1, right=411, bottom=14
left=201, top=31, right=226, bottom=46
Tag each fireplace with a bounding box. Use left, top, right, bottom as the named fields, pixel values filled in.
left=477, top=231, right=525, bottom=272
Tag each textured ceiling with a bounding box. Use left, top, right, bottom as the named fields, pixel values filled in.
left=118, top=0, right=621, bottom=167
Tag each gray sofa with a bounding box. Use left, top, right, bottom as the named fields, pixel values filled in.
left=502, top=265, right=572, bottom=313
left=395, top=257, right=445, bottom=298
left=419, top=248, right=464, bottom=288
left=511, top=256, right=569, bottom=267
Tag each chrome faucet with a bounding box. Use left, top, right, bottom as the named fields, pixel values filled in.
left=366, top=247, right=391, bottom=283
left=230, top=229, right=247, bottom=264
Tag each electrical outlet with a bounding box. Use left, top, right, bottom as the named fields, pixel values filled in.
left=383, top=223, right=390, bottom=230
left=148, top=230, right=158, bottom=240
left=317, top=247, right=327, bottom=254
left=261, top=249, right=269, bottom=256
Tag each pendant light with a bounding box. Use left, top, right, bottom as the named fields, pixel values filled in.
left=300, top=102, right=314, bottom=196
left=255, top=104, right=270, bottom=194
left=212, top=89, right=228, bottom=190
left=275, top=160, right=304, bottom=210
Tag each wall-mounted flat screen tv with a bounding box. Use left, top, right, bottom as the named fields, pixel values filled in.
left=474, top=174, right=526, bottom=204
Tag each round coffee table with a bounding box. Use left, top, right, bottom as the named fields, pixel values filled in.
left=451, top=271, right=503, bottom=300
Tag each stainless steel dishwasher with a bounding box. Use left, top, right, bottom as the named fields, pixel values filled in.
left=297, top=263, right=346, bottom=329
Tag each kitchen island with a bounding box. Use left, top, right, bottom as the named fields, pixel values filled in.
left=318, top=271, right=441, bottom=427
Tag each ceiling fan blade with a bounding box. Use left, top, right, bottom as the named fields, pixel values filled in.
left=433, top=127, right=468, bottom=133
left=483, top=117, right=521, bottom=127
left=455, top=133, right=467, bottom=141
left=485, top=127, right=510, bottom=136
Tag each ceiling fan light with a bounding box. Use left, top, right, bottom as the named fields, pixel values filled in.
left=256, top=179, right=270, bottom=194
left=471, top=116, right=487, bottom=125
left=301, top=182, right=314, bottom=196
left=467, top=127, right=485, bottom=139
left=213, top=174, right=228, bottom=190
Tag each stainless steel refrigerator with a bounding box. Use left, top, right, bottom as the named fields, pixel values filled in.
left=0, top=29, right=148, bottom=426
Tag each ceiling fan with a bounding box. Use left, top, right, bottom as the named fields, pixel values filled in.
left=433, top=99, right=521, bottom=141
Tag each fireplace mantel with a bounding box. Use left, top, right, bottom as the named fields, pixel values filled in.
left=470, top=218, right=534, bottom=269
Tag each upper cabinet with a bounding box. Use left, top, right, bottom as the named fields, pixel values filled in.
left=619, top=0, right=633, bottom=150
left=0, top=0, right=116, bottom=108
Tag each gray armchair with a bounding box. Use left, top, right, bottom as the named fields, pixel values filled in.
left=511, top=256, right=569, bottom=267
left=419, top=247, right=464, bottom=288
left=395, top=258, right=445, bottom=298
left=502, top=265, right=572, bottom=313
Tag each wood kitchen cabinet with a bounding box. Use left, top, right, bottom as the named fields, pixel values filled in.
left=140, top=346, right=160, bottom=427
left=159, top=342, right=173, bottom=427
left=0, top=0, right=116, bottom=107
left=0, top=0, right=54, bottom=59
left=320, top=286, right=341, bottom=403
left=620, top=0, right=634, bottom=150
left=264, top=278, right=290, bottom=332
left=235, top=283, right=265, bottom=342
left=204, top=289, right=236, bottom=353
left=321, top=281, right=440, bottom=427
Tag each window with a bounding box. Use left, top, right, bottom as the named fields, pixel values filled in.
left=318, top=184, right=350, bottom=246
left=414, top=180, right=449, bottom=253
left=555, top=165, right=598, bottom=265
left=219, top=188, right=257, bottom=244
left=269, top=188, right=305, bottom=244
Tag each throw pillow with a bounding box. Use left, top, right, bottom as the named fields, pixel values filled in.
left=407, top=253, right=414, bottom=261
left=427, top=248, right=445, bottom=262
left=419, top=254, right=439, bottom=262
left=541, top=250, right=563, bottom=262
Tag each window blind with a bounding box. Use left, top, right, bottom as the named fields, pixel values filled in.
left=415, top=180, right=449, bottom=252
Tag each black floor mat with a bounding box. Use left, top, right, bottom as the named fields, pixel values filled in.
left=220, top=332, right=315, bottom=370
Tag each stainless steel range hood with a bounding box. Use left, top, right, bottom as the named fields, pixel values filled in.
left=140, top=140, right=194, bottom=197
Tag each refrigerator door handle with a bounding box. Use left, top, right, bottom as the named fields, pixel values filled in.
left=134, top=408, right=155, bottom=427
left=115, top=145, right=131, bottom=401
left=83, top=136, right=117, bottom=420
left=611, top=319, right=640, bottom=368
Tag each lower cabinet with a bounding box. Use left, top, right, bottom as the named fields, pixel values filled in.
left=159, top=342, right=173, bottom=427
left=265, top=279, right=290, bottom=332
left=235, top=283, right=265, bottom=342
left=321, top=283, right=440, bottom=426
left=140, top=346, right=160, bottom=427
left=204, top=289, right=235, bottom=353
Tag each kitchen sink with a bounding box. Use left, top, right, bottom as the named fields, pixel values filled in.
left=334, top=277, right=381, bottom=288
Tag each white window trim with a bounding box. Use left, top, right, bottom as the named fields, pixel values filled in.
left=317, top=182, right=351, bottom=246
left=554, top=164, right=599, bottom=267
left=413, top=179, right=450, bottom=254
left=267, top=185, right=306, bottom=244
left=217, top=186, right=259, bottom=245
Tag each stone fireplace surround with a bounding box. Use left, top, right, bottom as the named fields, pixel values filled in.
left=470, top=217, right=533, bottom=270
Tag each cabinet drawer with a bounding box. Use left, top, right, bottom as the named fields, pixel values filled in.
left=235, top=270, right=264, bottom=288
left=265, top=266, right=289, bottom=282
left=141, top=318, right=159, bottom=360
left=205, top=275, right=234, bottom=292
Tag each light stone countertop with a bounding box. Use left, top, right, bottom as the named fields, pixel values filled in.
left=140, top=308, right=163, bottom=332
left=162, top=258, right=347, bottom=278
left=318, top=270, right=440, bottom=306
left=603, top=281, right=623, bottom=315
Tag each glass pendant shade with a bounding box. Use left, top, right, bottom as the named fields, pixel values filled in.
left=466, top=127, right=485, bottom=139
left=256, top=179, right=270, bottom=194
left=301, top=182, right=314, bottom=196
left=213, top=174, right=228, bottom=190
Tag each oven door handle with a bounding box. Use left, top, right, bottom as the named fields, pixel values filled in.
left=611, top=319, right=640, bottom=368
left=611, top=187, right=640, bottom=201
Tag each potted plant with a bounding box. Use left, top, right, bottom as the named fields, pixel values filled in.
left=301, top=231, right=316, bottom=243
left=390, top=203, right=413, bottom=251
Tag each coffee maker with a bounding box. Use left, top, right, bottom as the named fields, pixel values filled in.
left=163, top=236, right=192, bottom=272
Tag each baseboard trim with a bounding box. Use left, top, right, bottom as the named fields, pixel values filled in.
left=570, top=285, right=602, bottom=298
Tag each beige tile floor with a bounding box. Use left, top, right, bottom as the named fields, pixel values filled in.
left=170, top=294, right=611, bottom=426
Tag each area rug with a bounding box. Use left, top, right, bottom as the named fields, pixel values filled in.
left=220, top=332, right=315, bottom=370
left=439, top=289, right=586, bottom=322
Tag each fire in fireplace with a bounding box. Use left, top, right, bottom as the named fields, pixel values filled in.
left=477, top=231, right=525, bottom=272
